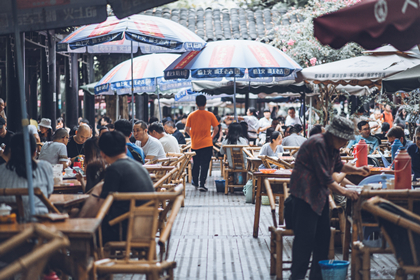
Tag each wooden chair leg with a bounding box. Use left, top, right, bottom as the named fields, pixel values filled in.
left=270, top=229, right=276, bottom=276
left=188, top=163, right=192, bottom=183
left=362, top=246, right=370, bottom=280
left=328, top=228, right=335, bottom=260
left=277, top=230, right=284, bottom=280
left=182, top=177, right=185, bottom=207
left=209, top=159, right=213, bottom=177
left=252, top=178, right=256, bottom=203
left=278, top=195, right=284, bottom=226
left=224, top=170, right=229, bottom=195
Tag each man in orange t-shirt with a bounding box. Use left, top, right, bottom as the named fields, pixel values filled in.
left=185, top=95, right=219, bottom=192
left=382, top=104, right=394, bottom=128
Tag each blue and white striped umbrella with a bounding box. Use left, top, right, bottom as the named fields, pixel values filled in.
left=164, top=40, right=302, bottom=80
left=164, top=40, right=302, bottom=119
left=95, top=53, right=191, bottom=95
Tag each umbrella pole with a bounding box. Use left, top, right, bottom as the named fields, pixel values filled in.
left=303, top=92, right=306, bottom=137
left=131, top=41, right=134, bottom=127
left=116, top=93, right=119, bottom=120
left=309, top=95, right=313, bottom=133
left=12, top=0, right=36, bottom=217
left=156, top=78, right=163, bottom=121
left=233, top=76, right=238, bottom=122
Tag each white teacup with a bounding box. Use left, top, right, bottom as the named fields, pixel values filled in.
left=65, top=168, right=73, bottom=176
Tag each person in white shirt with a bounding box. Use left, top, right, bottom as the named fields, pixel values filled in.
left=231, top=107, right=260, bottom=144
left=38, top=128, right=69, bottom=168
left=148, top=122, right=180, bottom=154
left=258, top=109, right=272, bottom=144
left=133, top=120, right=166, bottom=161
left=285, top=107, right=302, bottom=126
left=369, top=110, right=383, bottom=135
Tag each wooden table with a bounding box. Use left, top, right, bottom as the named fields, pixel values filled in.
left=0, top=218, right=101, bottom=280
left=253, top=170, right=292, bottom=238
left=54, top=179, right=83, bottom=194
left=50, top=194, right=89, bottom=212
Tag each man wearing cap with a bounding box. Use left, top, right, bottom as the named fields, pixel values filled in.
left=0, top=117, right=13, bottom=165
left=258, top=109, right=272, bottom=145
left=39, top=128, right=70, bottom=168
left=38, top=118, right=53, bottom=142
left=287, top=116, right=369, bottom=280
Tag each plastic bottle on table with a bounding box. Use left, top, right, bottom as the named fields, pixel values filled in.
left=394, top=148, right=412, bottom=190
left=354, top=139, right=368, bottom=167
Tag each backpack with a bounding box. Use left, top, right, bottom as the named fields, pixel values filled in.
left=127, top=145, right=144, bottom=164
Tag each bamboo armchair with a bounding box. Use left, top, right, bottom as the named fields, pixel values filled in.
left=264, top=178, right=290, bottom=226
left=266, top=182, right=336, bottom=280
left=96, top=186, right=184, bottom=258
left=282, top=146, right=300, bottom=156
left=221, top=145, right=248, bottom=194
left=146, top=165, right=176, bottom=183
left=351, top=189, right=420, bottom=280
left=258, top=155, right=293, bottom=170
left=0, top=224, right=69, bottom=280
left=209, top=145, right=223, bottom=177
left=0, top=188, right=60, bottom=220
left=243, top=146, right=261, bottom=158
left=360, top=197, right=420, bottom=280
left=328, top=194, right=347, bottom=255
left=179, top=143, right=193, bottom=183
left=167, top=151, right=195, bottom=206
left=93, top=189, right=183, bottom=280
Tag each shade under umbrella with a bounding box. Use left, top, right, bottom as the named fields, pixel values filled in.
left=382, top=64, right=420, bottom=93
left=314, top=0, right=420, bottom=51
left=95, top=53, right=193, bottom=120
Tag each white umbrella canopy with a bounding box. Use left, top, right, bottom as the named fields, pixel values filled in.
left=301, top=54, right=420, bottom=88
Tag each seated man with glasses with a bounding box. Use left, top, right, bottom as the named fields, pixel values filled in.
left=344, top=120, right=379, bottom=154
left=39, top=128, right=70, bottom=168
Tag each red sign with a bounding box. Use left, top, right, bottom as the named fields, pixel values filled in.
left=209, top=45, right=235, bottom=68
left=125, top=59, right=148, bottom=80
left=17, top=0, right=70, bottom=9
left=89, top=17, right=119, bottom=38
left=247, top=45, right=279, bottom=67
left=134, top=20, right=164, bottom=38
left=173, top=51, right=200, bottom=69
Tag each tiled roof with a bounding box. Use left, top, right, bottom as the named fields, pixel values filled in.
left=141, top=7, right=303, bottom=42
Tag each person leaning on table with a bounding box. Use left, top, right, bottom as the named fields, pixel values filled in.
left=285, top=116, right=369, bottom=280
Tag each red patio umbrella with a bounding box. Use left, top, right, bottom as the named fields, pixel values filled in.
left=314, top=0, right=420, bottom=51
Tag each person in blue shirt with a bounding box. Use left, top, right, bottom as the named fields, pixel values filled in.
left=345, top=121, right=379, bottom=154
left=386, top=126, right=412, bottom=149
left=114, top=119, right=145, bottom=164
left=407, top=127, right=420, bottom=180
